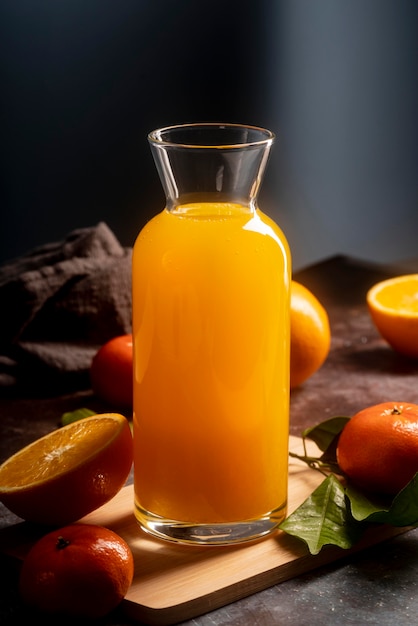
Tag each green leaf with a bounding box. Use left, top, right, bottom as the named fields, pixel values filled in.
left=61, top=408, right=96, bottom=426
left=279, top=474, right=363, bottom=555
left=345, top=484, right=391, bottom=522
left=303, top=416, right=350, bottom=452
left=285, top=415, right=418, bottom=556
left=289, top=416, right=350, bottom=475
left=347, top=473, right=418, bottom=527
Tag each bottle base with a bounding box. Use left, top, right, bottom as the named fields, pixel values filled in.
left=134, top=502, right=287, bottom=546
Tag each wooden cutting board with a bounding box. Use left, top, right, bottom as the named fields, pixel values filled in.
left=0, top=436, right=411, bottom=625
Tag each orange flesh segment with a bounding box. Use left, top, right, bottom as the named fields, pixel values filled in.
left=378, top=290, right=418, bottom=313
left=371, top=278, right=418, bottom=314
left=0, top=417, right=121, bottom=489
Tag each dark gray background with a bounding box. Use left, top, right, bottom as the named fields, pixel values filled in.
left=1, top=0, right=417, bottom=271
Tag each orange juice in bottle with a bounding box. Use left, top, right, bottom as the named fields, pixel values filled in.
left=132, top=124, right=291, bottom=545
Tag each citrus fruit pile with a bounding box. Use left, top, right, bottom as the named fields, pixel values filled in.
left=337, top=401, right=418, bottom=495
left=0, top=413, right=133, bottom=526
left=19, top=523, right=134, bottom=618
left=367, top=274, right=418, bottom=358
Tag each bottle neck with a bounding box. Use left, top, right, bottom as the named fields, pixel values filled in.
left=148, top=124, right=274, bottom=214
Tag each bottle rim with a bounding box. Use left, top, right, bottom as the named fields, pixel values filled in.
left=148, top=123, right=275, bottom=149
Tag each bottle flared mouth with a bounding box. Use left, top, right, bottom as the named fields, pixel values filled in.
left=148, top=123, right=275, bottom=149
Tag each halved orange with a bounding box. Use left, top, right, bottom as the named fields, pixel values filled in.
left=367, top=274, right=418, bottom=358
left=0, top=414, right=133, bottom=526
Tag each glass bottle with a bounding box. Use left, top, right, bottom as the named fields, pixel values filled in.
left=132, top=123, right=291, bottom=545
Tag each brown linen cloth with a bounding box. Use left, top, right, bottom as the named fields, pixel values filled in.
left=0, top=222, right=132, bottom=394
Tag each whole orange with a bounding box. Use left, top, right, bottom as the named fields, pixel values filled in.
left=0, top=413, right=133, bottom=526
left=337, top=401, right=418, bottom=495
left=90, top=334, right=133, bottom=407
left=290, top=281, right=331, bottom=388
left=19, top=523, right=134, bottom=618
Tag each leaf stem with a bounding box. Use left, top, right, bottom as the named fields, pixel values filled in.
left=289, top=451, right=338, bottom=477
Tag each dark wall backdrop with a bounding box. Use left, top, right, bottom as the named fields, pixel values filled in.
left=1, top=0, right=272, bottom=263
left=1, top=0, right=417, bottom=270
left=271, top=0, right=418, bottom=270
